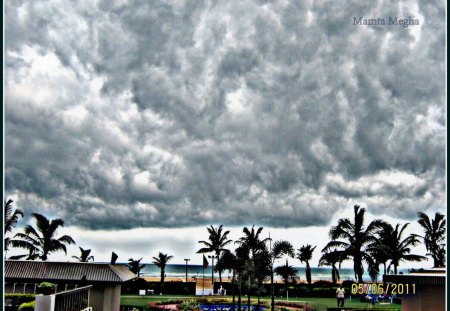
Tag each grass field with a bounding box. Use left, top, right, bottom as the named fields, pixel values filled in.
left=120, top=295, right=402, bottom=310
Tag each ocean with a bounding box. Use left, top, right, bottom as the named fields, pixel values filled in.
left=137, top=263, right=410, bottom=282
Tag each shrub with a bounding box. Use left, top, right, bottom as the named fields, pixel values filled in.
left=182, top=299, right=200, bottom=311
left=313, top=280, right=335, bottom=287
left=341, top=280, right=355, bottom=288
left=276, top=302, right=303, bottom=309
left=5, top=294, right=36, bottom=307
left=18, top=301, right=35, bottom=311
left=37, top=282, right=56, bottom=289
left=37, top=282, right=56, bottom=295
left=124, top=281, right=196, bottom=295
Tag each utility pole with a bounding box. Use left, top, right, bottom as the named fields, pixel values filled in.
left=184, top=258, right=190, bottom=282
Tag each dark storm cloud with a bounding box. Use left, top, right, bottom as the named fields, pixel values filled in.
left=5, top=0, right=446, bottom=229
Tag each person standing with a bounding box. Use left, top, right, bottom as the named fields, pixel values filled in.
left=336, top=285, right=345, bottom=307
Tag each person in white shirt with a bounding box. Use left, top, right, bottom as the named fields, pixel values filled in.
left=336, top=285, right=345, bottom=307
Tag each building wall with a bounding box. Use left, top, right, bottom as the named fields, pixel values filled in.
left=89, top=286, right=105, bottom=311
left=34, top=295, right=54, bottom=311
left=89, top=285, right=122, bottom=311
left=402, top=285, right=445, bottom=311
left=111, top=284, right=121, bottom=311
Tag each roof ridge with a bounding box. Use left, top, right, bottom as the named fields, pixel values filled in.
left=108, top=263, right=137, bottom=281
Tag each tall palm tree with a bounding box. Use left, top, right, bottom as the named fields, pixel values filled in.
left=12, top=213, right=75, bottom=260
left=127, top=257, right=146, bottom=277
left=234, top=246, right=250, bottom=311
left=216, top=250, right=238, bottom=306
left=268, top=240, right=294, bottom=310
left=236, top=226, right=270, bottom=311
left=322, top=205, right=385, bottom=282
left=253, top=247, right=272, bottom=310
left=379, top=223, right=427, bottom=274
left=297, top=244, right=317, bottom=285
left=318, top=250, right=344, bottom=284
left=197, top=225, right=233, bottom=284
left=72, top=247, right=95, bottom=262
left=152, top=252, right=173, bottom=283
left=417, top=212, right=446, bottom=267
left=4, top=199, right=24, bottom=256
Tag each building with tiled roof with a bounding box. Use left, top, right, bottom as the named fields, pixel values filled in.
left=5, top=260, right=137, bottom=311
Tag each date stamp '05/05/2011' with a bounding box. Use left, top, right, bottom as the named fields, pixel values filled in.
left=351, top=283, right=416, bottom=295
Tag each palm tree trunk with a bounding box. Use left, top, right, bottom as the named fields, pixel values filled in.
left=433, top=257, right=439, bottom=268
left=161, top=268, right=165, bottom=283
left=238, top=276, right=242, bottom=311
left=354, top=256, right=363, bottom=283
left=247, top=275, right=251, bottom=311
left=271, top=267, right=275, bottom=311
left=331, top=266, right=336, bottom=284
left=232, top=270, right=236, bottom=311
left=257, top=284, right=261, bottom=311
left=306, top=262, right=311, bottom=285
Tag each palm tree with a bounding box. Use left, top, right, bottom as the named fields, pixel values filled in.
left=367, top=238, right=390, bottom=275
left=72, top=247, right=94, bottom=262
left=268, top=240, right=294, bottom=310
left=4, top=199, right=24, bottom=257
left=274, top=260, right=299, bottom=294
left=216, top=250, right=238, bottom=306
left=297, top=244, right=317, bottom=285
left=234, top=246, right=250, bottom=311
left=152, top=252, right=173, bottom=283
left=253, top=247, right=272, bottom=310
left=417, top=212, right=446, bottom=267
left=434, top=245, right=446, bottom=267
left=322, top=205, right=385, bottom=282
left=236, top=226, right=270, bottom=311
left=379, top=223, right=427, bottom=274
left=236, top=226, right=270, bottom=259
left=318, top=250, right=344, bottom=284
left=12, top=213, right=75, bottom=260
left=197, top=225, right=233, bottom=284
left=127, top=257, right=146, bottom=277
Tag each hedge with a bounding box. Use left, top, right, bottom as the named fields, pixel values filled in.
left=5, top=294, right=36, bottom=307
left=122, top=279, right=196, bottom=295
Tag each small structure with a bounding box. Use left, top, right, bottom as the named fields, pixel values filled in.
left=383, top=267, right=445, bottom=311
left=5, top=260, right=137, bottom=311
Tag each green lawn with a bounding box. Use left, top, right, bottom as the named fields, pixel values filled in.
left=121, top=295, right=401, bottom=310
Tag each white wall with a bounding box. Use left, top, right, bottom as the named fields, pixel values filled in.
left=35, top=295, right=54, bottom=311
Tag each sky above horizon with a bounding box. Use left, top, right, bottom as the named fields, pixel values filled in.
left=4, top=1, right=446, bottom=270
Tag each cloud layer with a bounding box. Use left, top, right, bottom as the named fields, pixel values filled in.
left=5, top=0, right=446, bottom=229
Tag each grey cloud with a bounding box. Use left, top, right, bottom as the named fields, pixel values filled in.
left=5, top=0, right=446, bottom=230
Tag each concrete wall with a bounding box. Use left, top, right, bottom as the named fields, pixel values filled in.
left=89, top=285, right=122, bottom=311
left=402, top=285, right=445, bottom=311
left=35, top=295, right=54, bottom=311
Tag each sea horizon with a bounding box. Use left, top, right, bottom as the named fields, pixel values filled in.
left=118, top=263, right=412, bottom=282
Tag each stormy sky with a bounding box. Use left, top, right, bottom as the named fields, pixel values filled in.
left=4, top=1, right=446, bottom=265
